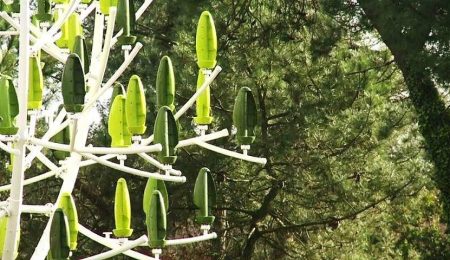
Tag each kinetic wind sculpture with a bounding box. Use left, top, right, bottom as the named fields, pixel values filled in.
left=0, top=1, right=267, bottom=259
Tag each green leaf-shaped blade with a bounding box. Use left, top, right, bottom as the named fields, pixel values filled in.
left=116, top=0, right=136, bottom=45
left=233, top=87, right=257, bottom=145
left=62, top=53, right=86, bottom=113
left=194, top=69, right=213, bottom=125
left=53, top=0, right=69, bottom=3
left=28, top=55, right=44, bottom=110
left=49, top=209, right=71, bottom=260
left=0, top=217, right=20, bottom=259
left=154, top=106, right=178, bottom=164
left=146, top=191, right=167, bottom=248
left=193, top=167, right=217, bottom=225
left=0, top=76, right=18, bottom=135
left=59, top=193, right=79, bottom=250
left=72, top=35, right=90, bottom=73
left=35, top=0, right=52, bottom=21
left=54, top=8, right=70, bottom=48
left=108, top=95, right=132, bottom=147
left=196, top=11, right=217, bottom=69
left=100, top=0, right=118, bottom=15
left=156, top=56, right=175, bottom=111
left=143, top=178, right=168, bottom=214
left=113, top=178, right=133, bottom=238
left=126, top=75, right=146, bottom=135
left=67, top=13, right=83, bottom=52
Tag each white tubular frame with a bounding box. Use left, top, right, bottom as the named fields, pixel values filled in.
left=79, top=225, right=154, bottom=260
left=0, top=0, right=270, bottom=258
left=82, top=236, right=148, bottom=260
left=2, top=0, right=30, bottom=259
left=165, top=232, right=218, bottom=246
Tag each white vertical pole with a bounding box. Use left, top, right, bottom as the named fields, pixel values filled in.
left=3, top=0, right=30, bottom=259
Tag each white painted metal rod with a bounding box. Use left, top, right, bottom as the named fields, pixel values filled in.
left=0, top=30, right=19, bottom=35
left=28, top=137, right=162, bottom=154
left=31, top=0, right=82, bottom=53
left=0, top=169, right=61, bottom=192
left=0, top=141, right=19, bottom=155
left=75, top=144, right=162, bottom=155
left=137, top=153, right=182, bottom=176
left=80, top=1, right=96, bottom=20
left=34, top=150, right=59, bottom=171
left=141, top=65, right=222, bottom=146
left=92, top=7, right=116, bottom=91
left=82, top=236, right=148, bottom=260
left=22, top=204, right=53, bottom=215
left=79, top=224, right=155, bottom=260
left=84, top=42, right=143, bottom=111
left=176, top=129, right=229, bottom=148
left=0, top=135, right=15, bottom=142
left=193, top=140, right=267, bottom=165
left=0, top=209, right=7, bottom=219
left=164, top=232, right=218, bottom=246
left=81, top=153, right=187, bottom=183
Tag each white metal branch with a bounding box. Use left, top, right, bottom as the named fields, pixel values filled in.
left=82, top=236, right=148, bottom=260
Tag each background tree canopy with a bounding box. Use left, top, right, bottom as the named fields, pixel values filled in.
left=0, top=0, right=449, bottom=259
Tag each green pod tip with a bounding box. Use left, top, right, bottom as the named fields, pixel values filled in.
left=0, top=76, right=19, bottom=135
left=35, top=0, right=52, bottom=22
left=62, top=53, right=86, bottom=113
left=28, top=55, right=44, bottom=110
left=49, top=209, right=71, bottom=260
left=196, top=11, right=217, bottom=69
left=233, top=87, right=257, bottom=145
left=126, top=75, right=147, bottom=135
left=193, top=167, right=217, bottom=225
left=108, top=95, right=132, bottom=147
left=146, top=190, right=167, bottom=248
left=194, top=69, right=213, bottom=125
left=156, top=56, right=176, bottom=111
left=154, top=106, right=178, bottom=164
left=113, top=178, right=134, bottom=238
left=59, top=193, right=79, bottom=250
left=100, top=0, right=119, bottom=15
left=72, top=35, right=90, bottom=73
left=143, top=178, right=169, bottom=215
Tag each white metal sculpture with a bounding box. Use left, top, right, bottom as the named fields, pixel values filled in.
left=0, top=0, right=266, bottom=259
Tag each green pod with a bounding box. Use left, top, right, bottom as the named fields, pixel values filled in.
left=59, top=193, right=79, bottom=250
left=194, top=69, right=213, bottom=125
left=35, top=0, right=52, bottom=22
left=108, top=95, right=132, bottom=147
left=196, top=11, right=217, bottom=69
left=51, top=106, right=71, bottom=160
left=116, top=0, right=136, bottom=45
left=28, top=55, right=44, bottom=110
left=125, top=75, right=146, bottom=135
left=143, top=178, right=168, bottom=215
left=53, top=0, right=69, bottom=3
left=82, top=0, right=93, bottom=3
left=0, top=217, right=20, bottom=259
left=110, top=82, right=125, bottom=110
left=100, top=0, right=118, bottom=15
left=0, top=1, right=19, bottom=13
left=0, top=77, right=19, bottom=135
left=233, top=87, right=257, bottom=145
left=153, top=106, right=178, bottom=164
left=193, top=167, right=217, bottom=225
left=62, top=53, right=86, bottom=113
left=49, top=209, right=71, bottom=260
left=67, top=13, right=83, bottom=52
left=146, top=191, right=167, bottom=248
left=156, top=56, right=175, bottom=111
left=72, top=35, right=90, bottom=73
left=54, top=8, right=70, bottom=48
left=113, top=178, right=133, bottom=238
